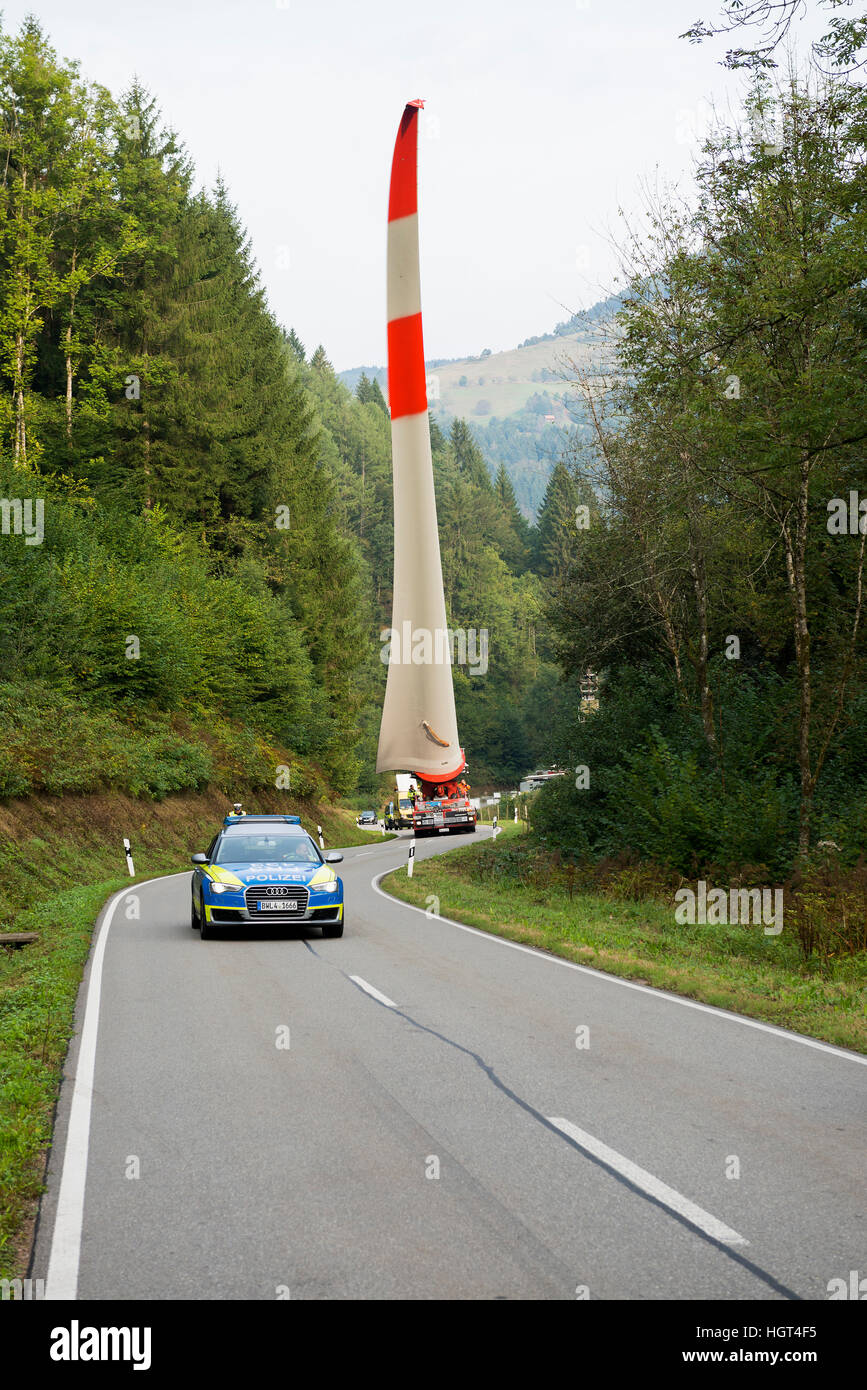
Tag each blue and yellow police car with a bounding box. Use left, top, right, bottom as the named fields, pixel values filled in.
left=190, top=814, right=344, bottom=940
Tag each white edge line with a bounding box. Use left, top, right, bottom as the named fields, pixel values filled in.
left=548, top=1117, right=748, bottom=1246
left=349, top=975, right=397, bottom=1008
left=44, top=870, right=190, bottom=1299
left=371, top=869, right=867, bottom=1067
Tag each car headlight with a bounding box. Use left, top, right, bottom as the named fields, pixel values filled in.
left=211, top=881, right=243, bottom=894
left=312, top=879, right=338, bottom=894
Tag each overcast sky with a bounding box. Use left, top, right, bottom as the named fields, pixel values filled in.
left=3, top=0, right=827, bottom=370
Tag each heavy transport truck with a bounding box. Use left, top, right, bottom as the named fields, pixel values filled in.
left=411, top=775, right=477, bottom=837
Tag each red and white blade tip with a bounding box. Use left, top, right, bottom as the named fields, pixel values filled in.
left=408, top=98, right=425, bottom=108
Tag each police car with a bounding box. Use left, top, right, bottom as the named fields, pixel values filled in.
left=190, top=815, right=344, bottom=940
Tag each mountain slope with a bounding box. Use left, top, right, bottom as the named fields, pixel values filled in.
left=339, top=302, right=615, bottom=517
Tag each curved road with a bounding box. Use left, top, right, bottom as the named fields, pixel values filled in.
left=33, top=829, right=866, bottom=1300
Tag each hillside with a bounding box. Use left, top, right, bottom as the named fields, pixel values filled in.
left=339, top=309, right=612, bottom=517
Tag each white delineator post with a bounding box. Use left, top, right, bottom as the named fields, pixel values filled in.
left=492, top=815, right=499, bottom=840
left=317, top=824, right=324, bottom=850
left=407, top=841, right=416, bottom=878
left=123, top=838, right=135, bottom=876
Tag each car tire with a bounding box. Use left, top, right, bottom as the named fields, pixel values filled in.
left=322, top=917, right=344, bottom=938
left=200, top=902, right=215, bottom=940
left=191, top=895, right=200, bottom=929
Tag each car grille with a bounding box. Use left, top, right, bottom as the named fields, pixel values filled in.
left=244, top=884, right=309, bottom=917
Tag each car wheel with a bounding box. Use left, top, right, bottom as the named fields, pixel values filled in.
left=200, top=903, right=215, bottom=940
left=322, top=917, right=344, bottom=938
left=191, top=894, right=200, bottom=928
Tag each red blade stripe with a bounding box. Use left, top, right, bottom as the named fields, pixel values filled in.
left=387, top=312, right=427, bottom=419
left=388, top=103, right=420, bottom=223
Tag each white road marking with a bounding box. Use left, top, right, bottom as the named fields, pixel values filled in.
left=45, top=871, right=188, bottom=1299
left=371, top=870, right=867, bottom=1066
left=350, top=975, right=397, bottom=1008
left=548, top=1116, right=748, bottom=1246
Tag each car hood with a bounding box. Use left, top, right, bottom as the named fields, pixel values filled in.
left=212, top=861, right=334, bottom=886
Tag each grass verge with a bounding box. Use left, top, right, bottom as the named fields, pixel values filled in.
left=0, top=877, right=129, bottom=1280
left=383, top=830, right=867, bottom=1056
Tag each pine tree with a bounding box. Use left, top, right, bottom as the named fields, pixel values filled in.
left=368, top=376, right=388, bottom=415
left=285, top=327, right=305, bottom=363
left=429, top=412, right=446, bottom=452
left=309, top=344, right=332, bottom=373
left=494, top=460, right=532, bottom=572
left=79, top=81, right=193, bottom=507
left=534, top=460, right=580, bottom=576
left=449, top=417, right=493, bottom=490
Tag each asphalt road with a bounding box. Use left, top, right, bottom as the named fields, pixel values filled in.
left=33, top=828, right=866, bottom=1300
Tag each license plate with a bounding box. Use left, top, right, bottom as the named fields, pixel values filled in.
left=258, top=899, right=298, bottom=911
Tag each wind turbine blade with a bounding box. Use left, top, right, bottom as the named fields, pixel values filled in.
left=376, top=101, right=465, bottom=782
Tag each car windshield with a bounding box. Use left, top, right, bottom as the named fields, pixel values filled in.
left=214, top=834, right=321, bottom=864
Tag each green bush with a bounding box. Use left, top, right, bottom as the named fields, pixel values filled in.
left=536, top=659, right=863, bottom=874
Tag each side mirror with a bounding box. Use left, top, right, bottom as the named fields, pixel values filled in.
left=325, top=851, right=343, bottom=864
left=191, top=853, right=208, bottom=865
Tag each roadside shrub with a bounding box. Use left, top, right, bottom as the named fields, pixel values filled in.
left=539, top=658, right=863, bottom=874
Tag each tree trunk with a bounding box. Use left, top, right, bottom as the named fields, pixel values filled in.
left=65, top=253, right=78, bottom=441
left=65, top=323, right=74, bottom=441
left=783, top=459, right=813, bottom=858
left=687, top=513, right=718, bottom=754
left=360, top=452, right=365, bottom=540
left=142, top=416, right=151, bottom=509
left=14, top=335, right=26, bottom=466
left=641, top=530, right=686, bottom=699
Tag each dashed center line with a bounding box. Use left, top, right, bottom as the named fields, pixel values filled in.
left=348, top=964, right=748, bottom=1250
left=548, top=1117, right=748, bottom=1247
left=310, top=942, right=799, bottom=1295
left=349, top=975, right=397, bottom=1008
